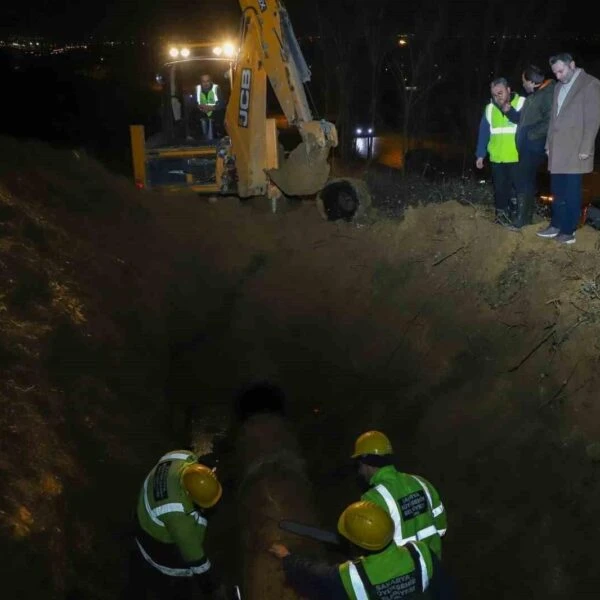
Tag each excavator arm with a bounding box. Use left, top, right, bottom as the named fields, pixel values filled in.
left=224, top=0, right=338, bottom=197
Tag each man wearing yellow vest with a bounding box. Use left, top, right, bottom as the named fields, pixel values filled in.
left=352, top=431, right=446, bottom=559
left=269, top=500, right=453, bottom=599
left=195, top=74, right=225, bottom=140
left=475, top=77, right=525, bottom=225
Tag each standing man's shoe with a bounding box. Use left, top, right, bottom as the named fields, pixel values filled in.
left=536, top=225, right=560, bottom=238
left=555, top=233, right=576, bottom=244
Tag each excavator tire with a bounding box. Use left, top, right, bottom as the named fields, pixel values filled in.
left=316, top=177, right=371, bottom=222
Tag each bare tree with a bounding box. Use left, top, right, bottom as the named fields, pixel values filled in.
left=362, top=0, right=395, bottom=131
left=312, top=0, right=397, bottom=160
left=312, top=0, right=357, bottom=159
left=386, top=1, right=449, bottom=160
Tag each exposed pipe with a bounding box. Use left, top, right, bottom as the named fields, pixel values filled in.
left=234, top=387, right=323, bottom=600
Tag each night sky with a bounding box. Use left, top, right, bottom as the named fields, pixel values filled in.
left=3, top=0, right=242, bottom=39
left=2, top=0, right=591, bottom=41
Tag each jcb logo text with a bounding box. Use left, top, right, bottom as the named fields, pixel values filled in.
left=239, top=68, right=252, bottom=128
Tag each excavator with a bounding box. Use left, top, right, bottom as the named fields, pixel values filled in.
left=129, top=0, right=370, bottom=221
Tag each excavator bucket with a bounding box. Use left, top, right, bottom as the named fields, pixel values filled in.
left=266, top=141, right=331, bottom=197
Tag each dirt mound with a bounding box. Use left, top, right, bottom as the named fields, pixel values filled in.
left=2, top=135, right=600, bottom=599
left=0, top=136, right=177, bottom=599
left=140, top=185, right=600, bottom=598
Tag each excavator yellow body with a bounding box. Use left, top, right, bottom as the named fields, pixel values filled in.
left=129, top=0, right=369, bottom=220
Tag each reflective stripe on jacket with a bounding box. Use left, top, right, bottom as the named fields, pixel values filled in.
left=338, top=541, right=433, bottom=600
left=195, top=84, right=221, bottom=117
left=362, top=466, right=446, bottom=558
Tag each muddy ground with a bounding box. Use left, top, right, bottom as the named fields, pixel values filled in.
left=1, top=136, right=600, bottom=599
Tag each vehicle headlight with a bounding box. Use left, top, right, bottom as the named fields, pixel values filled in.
left=213, top=46, right=223, bottom=56
left=356, top=128, right=363, bottom=135
left=223, top=43, right=235, bottom=57
left=180, top=47, right=190, bottom=58
left=169, top=47, right=179, bottom=58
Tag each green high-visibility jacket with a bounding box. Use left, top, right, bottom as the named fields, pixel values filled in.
left=485, top=94, right=525, bottom=163
left=196, top=84, right=221, bottom=117
left=136, top=449, right=211, bottom=577
left=362, top=466, right=446, bottom=558
left=339, top=540, right=434, bottom=600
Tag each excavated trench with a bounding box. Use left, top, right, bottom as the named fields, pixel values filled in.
left=175, top=379, right=330, bottom=600
left=167, top=313, right=600, bottom=600
left=155, top=198, right=600, bottom=600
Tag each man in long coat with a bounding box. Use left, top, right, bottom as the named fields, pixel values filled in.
left=537, top=53, right=600, bottom=244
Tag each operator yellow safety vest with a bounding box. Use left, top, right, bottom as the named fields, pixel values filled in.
left=362, top=466, right=446, bottom=558
left=195, top=84, right=221, bottom=117
left=485, top=94, right=525, bottom=163
left=339, top=540, right=434, bottom=600
left=136, top=450, right=211, bottom=577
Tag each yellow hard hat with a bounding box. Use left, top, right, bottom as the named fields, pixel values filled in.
left=337, top=501, right=394, bottom=551
left=351, top=430, right=393, bottom=458
left=181, top=464, right=222, bottom=508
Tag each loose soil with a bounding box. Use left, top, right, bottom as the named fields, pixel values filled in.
left=1, top=136, right=600, bottom=600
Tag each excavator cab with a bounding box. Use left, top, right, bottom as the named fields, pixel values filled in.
left=130, top=42, right=235, bottom=193
left=151, top=54, right=231, bottom=146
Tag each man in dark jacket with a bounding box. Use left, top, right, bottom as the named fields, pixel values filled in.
left=502, top=65, right=555, bottom=228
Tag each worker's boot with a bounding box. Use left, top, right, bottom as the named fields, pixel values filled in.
left=508, top=196, right=518, bottom=222
left=512, top=193, right=535, bottom=228
left=495, top=208, right=519, bottom=230
left=523, top=193, right=536, bottom=225
left=494, top=208, right=511, bottom=226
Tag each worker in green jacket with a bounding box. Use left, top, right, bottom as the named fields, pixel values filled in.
left=195, top=74, right=225, bottom=139
left=269, top=500, right=446, bottom=599
left=352, top=431, right=447, bottom=558
left=124, top=449, right=225, bottom=599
